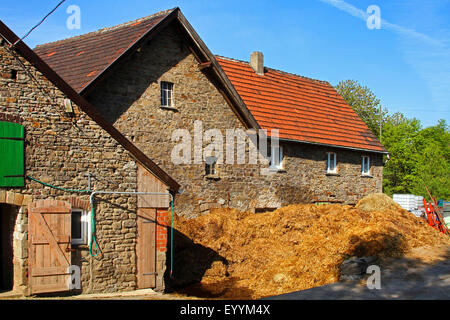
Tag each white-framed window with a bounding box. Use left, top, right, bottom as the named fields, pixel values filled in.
left=362, top=156, right=371, bottom=176
left=327, top=152, right=337, bottom=174
left=205, top=156, right=218, bottom=176
left=270, top=145, right=284, bottom=170
left=161, top=81, right=174, bottom=107
left=71, top=209, right=90, bottom=246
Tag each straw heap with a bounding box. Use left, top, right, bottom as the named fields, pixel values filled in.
left=171, top=194, right=449, bottom=299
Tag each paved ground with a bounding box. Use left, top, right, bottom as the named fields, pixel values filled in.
left=266, top=246, right=450, bottom=300
left=0, top=291, right=22, bottom=299
left=0, top=289, right=193, bottom=300
left=2, top=246, right=448, bottom=301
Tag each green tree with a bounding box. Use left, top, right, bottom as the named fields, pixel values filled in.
left=382, top=116, right=422, bottom=196
left=410, top=120, right=450, bottom=200
left=382, top=117, right=450, bottom=200
left=410, top=142, right=450, bottom=200
left=336, top=80, right=449, bottom=200
left=335, top=80, right=387, bottom=138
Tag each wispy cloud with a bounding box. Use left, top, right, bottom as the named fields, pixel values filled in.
left=318, top=0, right=450, bottom=120
left=318, top=0, right=442, bottom=46
left=318, top=0, right=367, bottom=20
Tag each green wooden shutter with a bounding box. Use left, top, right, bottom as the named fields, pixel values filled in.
left=0, top=121, right=25, bottom=187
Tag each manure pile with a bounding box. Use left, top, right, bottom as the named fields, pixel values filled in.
left=170, top=194, right=449, bottom=299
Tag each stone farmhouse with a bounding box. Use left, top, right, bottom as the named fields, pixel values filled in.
left=34, top=7, right=387, bottom=219
left=0, top=7, right=387, bottom=296
left=0, top=20, right=179, bottom=296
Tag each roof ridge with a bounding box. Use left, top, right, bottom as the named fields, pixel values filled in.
left=216, top=55, right=332, bottom=86
left=35, top=8, right=177, bottom=49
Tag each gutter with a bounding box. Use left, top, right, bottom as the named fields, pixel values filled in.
left=278, top=137, right=389, bottom=155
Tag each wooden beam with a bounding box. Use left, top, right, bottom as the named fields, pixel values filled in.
left=31, top=267, right=70, bottom=277
left=198, top=61, right=212, bottom=70
left=30, top=283, right=69, bottom=295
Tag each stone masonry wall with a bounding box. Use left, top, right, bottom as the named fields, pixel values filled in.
left=0, top=39, right=142, bottom=294
left=156, top=208, right=170, bottom=289
left=86, top=22, right=384, bottom=219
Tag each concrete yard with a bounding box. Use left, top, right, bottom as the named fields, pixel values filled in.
left=0, top=289, right=194, bottom=301
left=1, top=246, right=447, bottom=301
left=267, top=246, right=450, bottom=300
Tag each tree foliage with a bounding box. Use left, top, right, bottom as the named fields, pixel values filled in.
left=335, top=80, right=387, bottom=138
left=336, top=80, right=450, bottom=200
left=409, top=120, right=450, bottom=200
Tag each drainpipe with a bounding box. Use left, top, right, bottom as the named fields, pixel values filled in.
left=89, top=191, right=175, bottom=277
left=85, top=173, right=93, bottom=192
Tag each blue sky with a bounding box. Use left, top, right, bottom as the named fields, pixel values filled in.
left=1, top=0, right=449, bottom=128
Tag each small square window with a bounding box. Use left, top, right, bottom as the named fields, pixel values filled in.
left=161, top=82, right=174, bottom=108
left=362, top=156, right=371, bottom=176
left=71, top=210, right=90, bottom=246
left=327, top=152, right=337, bottom=174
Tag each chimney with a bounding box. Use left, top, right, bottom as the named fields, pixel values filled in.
left=250, top=51, right=264, bottom=76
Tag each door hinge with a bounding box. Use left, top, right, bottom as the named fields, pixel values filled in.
left=65, top=236, right=76, bottom=252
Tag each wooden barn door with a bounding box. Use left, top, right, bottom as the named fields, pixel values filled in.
left=28, top=200, right=72, bottom=295
left=136, top=208, right=157, bottom=289
left=136, top=164, right=169, bottom=289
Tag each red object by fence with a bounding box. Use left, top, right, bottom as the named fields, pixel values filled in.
left=423, top=198, right=448, bottom=235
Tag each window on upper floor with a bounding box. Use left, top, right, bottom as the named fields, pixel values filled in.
left=10, top=70, right=17, bottom=80
left=269, top=145, right=284, bottom=170
left=362, top=156, right=371, bottom=176
left=205, top=156, right=218, bottom=176
left=326, top=152, right=337, bottom=174
left=161, top=81, right=174, bottom=108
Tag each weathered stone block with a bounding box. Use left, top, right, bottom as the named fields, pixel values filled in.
left=13, top=193, right=24, bottom=206
left=122, top=220, right=135, bottom=228
left=6, top=191, right=17, bottom=205
left=22, top=194, right=33, bottom=206
left=15, top=222, right=27, bottom=233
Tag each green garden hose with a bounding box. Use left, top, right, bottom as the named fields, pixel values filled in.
left=170, top=199, right=174, bottom=278
left=27, top=177, right=172, bottom=262
left=89, top=200, right=100, bottom=257
left=27, top=176, right=90, bottom=193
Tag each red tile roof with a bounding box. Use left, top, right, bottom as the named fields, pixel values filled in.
left=216, top=56, right=386, bottom=153
left=34, top=9, right=176, bottom=92
left=33, top=8, right=385, bottom=153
